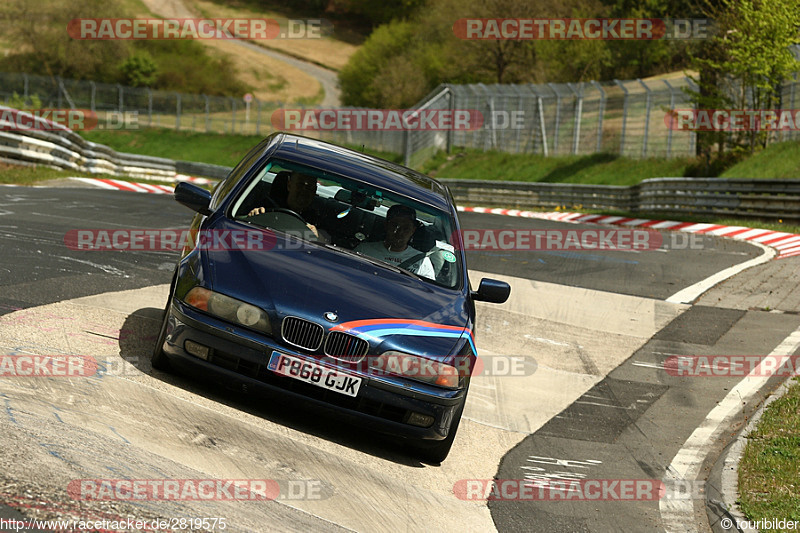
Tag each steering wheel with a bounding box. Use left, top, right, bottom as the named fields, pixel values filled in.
left=252, top=207, right=306, bottom=224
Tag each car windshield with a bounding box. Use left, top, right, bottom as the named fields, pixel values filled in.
left=230, top=158, right=461, bottom=288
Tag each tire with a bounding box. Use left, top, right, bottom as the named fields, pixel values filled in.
left=412, top=382, right=469, bottom=464
left=151, top=279, right=175, bottom=371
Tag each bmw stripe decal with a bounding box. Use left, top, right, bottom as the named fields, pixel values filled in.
left=332, top=319, right=476, bottom=353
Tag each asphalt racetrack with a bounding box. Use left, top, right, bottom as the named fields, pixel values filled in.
left=1, top=185, right=799, bottom=532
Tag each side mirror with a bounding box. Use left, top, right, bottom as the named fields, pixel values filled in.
left=175, top=182, right=212, bottom=216
left=472, top=278, right=511, bottom=303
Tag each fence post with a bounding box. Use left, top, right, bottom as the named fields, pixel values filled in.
left=403, top=128, right=411, bottom=166
left=89, top=81, right=96, bottom=112
left=23, top=74, right=28, bottom=104
left=664, top=79, right=676, bottom=158
left=488, top=97, right=497, bottom=150
left=568, top=82, right=583, bottom=155
left=615, top=80, right=629, bottom=156
left=231, top=97, right=236, bottom=133
left=204, top=95, right=210, bottom=132
left=548, top=83, right=561, bottom=153
left=591, top=81, right=606, bottom=153
left=446, top=87, right=454, bottom=154
left=59, top=79, right=76, bottom=109
left=57, top=77, right=62, bottom=108
left=537, top=96, right=548, bottom=156
left=117, top=84, right=123, bottom=112
left=175, top=93, right=181, bottom=131
left=147, top=88, right=153, bottom=127
left=638, top=78, right=651, bottom=158
left=685, top=76, right=698, bottom=155
left=511, top=85, right=524, bottom=153
left=256, top=99, right=261, bottom=135
left=784, top=73, right=797, bottom=142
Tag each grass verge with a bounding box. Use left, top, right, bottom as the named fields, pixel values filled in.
left=738, top=378, right=800, bottom=531
left=423, top=141, right=800, bottom=184
left=79, top=128, right=403, bottom=166
left=0, top=164, right=177, bottom=189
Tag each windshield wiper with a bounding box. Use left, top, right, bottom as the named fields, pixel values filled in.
left=321, top=244, right=423, bottom=280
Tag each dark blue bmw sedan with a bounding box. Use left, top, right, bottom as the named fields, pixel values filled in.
left=153, top=133, right=510, bottom=462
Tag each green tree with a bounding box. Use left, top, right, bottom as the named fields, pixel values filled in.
left=688, top=0, right=800, bottom=167
left=119, top=52, right=158, bottom=88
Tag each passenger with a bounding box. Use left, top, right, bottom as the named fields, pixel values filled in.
left=354, top=204, right=435, bottom=279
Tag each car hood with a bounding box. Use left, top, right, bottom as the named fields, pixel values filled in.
left=202, top=220, right=471, bottom=359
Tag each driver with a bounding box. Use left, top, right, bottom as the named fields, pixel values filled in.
left=247, top=171, right=322, bottom=238
left=354, top=204, right=435, bottom=279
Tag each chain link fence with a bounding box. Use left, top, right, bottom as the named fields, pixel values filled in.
left=0, top=72, right=289, bottom=135
left=3, top=71, right=799, bottom=170
left=407, top=73, right=800, bottom=167
left=405, top=78, right=701, bottom=167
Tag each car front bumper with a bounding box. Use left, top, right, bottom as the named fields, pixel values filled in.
left=159, top=300, right=467, bottom=441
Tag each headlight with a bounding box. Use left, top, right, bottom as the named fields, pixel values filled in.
left=183, top=287, right=272, bottom=335
left=369, top=351, right=460, bottom=389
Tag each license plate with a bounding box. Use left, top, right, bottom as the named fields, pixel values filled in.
left=268, top=352, right=361, bottom=397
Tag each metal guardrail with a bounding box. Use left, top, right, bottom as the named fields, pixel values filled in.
left=0, top=113, right=796, bottom=222
left=442, top=178, right=800, bottom=222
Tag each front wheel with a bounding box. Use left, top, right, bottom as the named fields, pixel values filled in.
left=411, top=383, right=469, bottom=464
left=151, top=282, right=175, bottom=371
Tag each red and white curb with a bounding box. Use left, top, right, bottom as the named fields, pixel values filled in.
left=70, top=177, right=174, bottom=194
left=457, top=206, right=800, bottom=260
left=174, top=174, right=214, bottom=185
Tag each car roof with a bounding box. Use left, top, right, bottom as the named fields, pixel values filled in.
left=270, top=133, right=453, bottom=212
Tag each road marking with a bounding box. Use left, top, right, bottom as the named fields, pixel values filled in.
left=665, top=241, right=775, bottom=304
left=457, top=206, right=800, bottom=259
left=659, top=324, right=800, bottom=532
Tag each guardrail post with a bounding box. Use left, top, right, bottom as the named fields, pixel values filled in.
left=204, top=95, right=210, bottom=132
left=568, top=82, right=583, bottom=155
left=591, top=81, right=606, bottom=153
left=638, top=78, right=651, bottom=158
left=175, top=93, right=181, bottom=131
left=548, top=83, right=561, bottom=153
left=614, top=80, right=629, bottom=156
left=664, top=79, right=676, bottom=158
